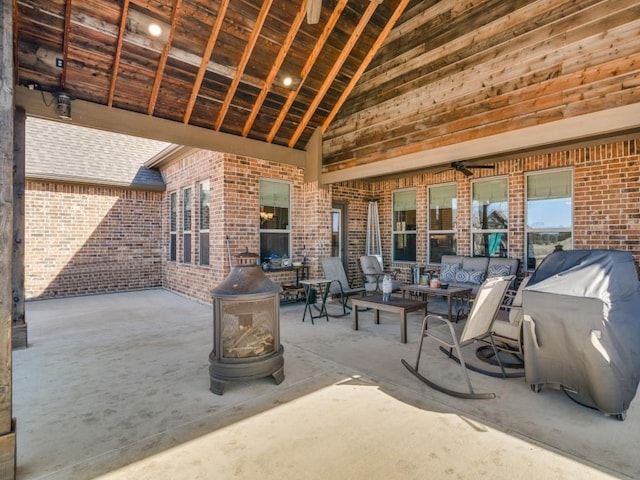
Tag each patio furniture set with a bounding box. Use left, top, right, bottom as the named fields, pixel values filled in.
left=296, top=250, right=640, bottom=421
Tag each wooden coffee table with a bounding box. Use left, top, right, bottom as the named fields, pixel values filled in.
left=350, top=294, right=427, bottom=343
left=400, top=284, right=472, bottom=323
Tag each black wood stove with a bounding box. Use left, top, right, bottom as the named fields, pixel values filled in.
left=209, top=248, right=284, bottom=395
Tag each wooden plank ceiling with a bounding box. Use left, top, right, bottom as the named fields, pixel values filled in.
left=14, top=0, right=409, bottom=151
left=13, top=0, right=640, bottom=181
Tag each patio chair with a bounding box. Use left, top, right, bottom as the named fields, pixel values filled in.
left=321, top=257, right=366, bottom=316
left=359, top=255, right=401, bottom=294
left=472, top=275, right=531, bottom=378
left=401, top=275, right=514, bottom=399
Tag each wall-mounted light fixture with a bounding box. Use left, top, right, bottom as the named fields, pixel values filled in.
left=53, top=92, right=72, bottom=120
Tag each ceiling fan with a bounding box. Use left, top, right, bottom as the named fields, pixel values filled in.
left=450, top=161, right=495, bottom=177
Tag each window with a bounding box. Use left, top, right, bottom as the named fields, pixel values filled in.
left=183, top=187, right=192, bottom=263
left=428, top=184, right=457, bottom=263
left=525, top=169, right=573, bottom=270
left=260, top=179, right=291, bottom=264
left=392, top=189, right=416, bottom=262
left=169, top=192, right=177, bottom=262
left=199, top=180, right=210, bottom=266
left=471, top=177, right=508, bottom=257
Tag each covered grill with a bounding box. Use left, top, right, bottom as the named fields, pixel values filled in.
left=523, top=249, right=640, bottom=419
left=209, top=248, right=284, bottom=395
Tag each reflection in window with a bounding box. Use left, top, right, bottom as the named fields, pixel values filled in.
left=183, top=187, right=192, bottom=263
left=169, top=192, right=177, bottom=262
left=260, top=179, right=291, bottom=264
left=472, top=178, right=508, bottom=257
left=428, top=184, right=457, bottom=263
left=525, top=169, right=573, bottom=270
left=199, top=180, right=210, bottom=266
left=392, top=189, right=416, bottom=262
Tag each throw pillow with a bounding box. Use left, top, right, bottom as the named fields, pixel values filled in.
left=440, top=263, right=459, bottom=282
left=455, top=269, right=485, bottom=285
left=488, top=264, right=511, bottom=278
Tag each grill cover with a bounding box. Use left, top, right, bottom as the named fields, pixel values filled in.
left=522, top=249, right=640, bottom=415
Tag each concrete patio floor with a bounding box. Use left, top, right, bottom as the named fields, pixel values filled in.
left=13, top=288, right=640, bottom=479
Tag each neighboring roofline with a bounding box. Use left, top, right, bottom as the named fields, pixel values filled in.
left=26, top=173, right=166, bottom=192
left=145, top=144, right=198, bottom=169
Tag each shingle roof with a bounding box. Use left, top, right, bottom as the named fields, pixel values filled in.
left=25, top=117, right=171, bottom=190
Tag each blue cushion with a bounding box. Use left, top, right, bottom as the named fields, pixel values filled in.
left=455, top=269, right=485, bottom=285
left=488, top=264, right=511, bottom=278
left=440, top=263, right=459, bottom=282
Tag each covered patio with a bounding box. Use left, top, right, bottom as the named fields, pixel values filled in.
left=14, top=288, right=639, bottom=479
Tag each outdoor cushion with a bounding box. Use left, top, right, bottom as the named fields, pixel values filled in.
left=488, top=264, right=511, bottom=278
left=455, top=269, right=485, bottom=285
left=462, top=256, right=489, bottom=272
left=488, top=257, right=519, bottom=276
left=440, top=263, right=459, bottom=282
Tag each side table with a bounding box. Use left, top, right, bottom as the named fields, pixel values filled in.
left=300, top=279, right=332, bottom=324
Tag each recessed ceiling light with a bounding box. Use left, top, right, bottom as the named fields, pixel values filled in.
left=283, top=76, right=293, bottom=87
left=148, top=23, right=162, bottom=37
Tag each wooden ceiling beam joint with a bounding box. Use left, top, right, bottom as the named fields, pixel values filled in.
left=107, top=0, right=130, bottom=107
left=266, top=0, right=349, bottom=144
left=60, top=0, right=71, bottom=90
left=147, top=0, right=183, bottom=116
left=213, top=0, right=273, bottom=131
left=183, top=0, right=231, bottom=124
left=288, top=1, right=380, bottom=148
left=241, top=3, right=306, bottom=137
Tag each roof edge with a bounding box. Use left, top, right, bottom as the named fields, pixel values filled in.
left=145, top=145, right=198, bottom=169
left=26, top=173, right=166, bottom=192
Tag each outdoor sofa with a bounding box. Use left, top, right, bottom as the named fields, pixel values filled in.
left=439, top=255, right=519, bottom=296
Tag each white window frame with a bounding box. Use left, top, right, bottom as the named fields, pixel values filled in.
left=392, top=188, right=417, bottom=263
left=427, top=183, right=457, bottom=263
left=471, top=176, right=509, bottom=258
left=199, top=180, right=210, bottom=267
left=182, top=187, right=192, bottom=264
left=525, top=168, right=573, bottom=271
left=169, top=191, right=177, bottom=262
left=259, top=178, right=291, bottom=264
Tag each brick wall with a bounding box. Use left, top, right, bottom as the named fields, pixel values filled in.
left=161, top=151, right=312, bottom=304
left=27, top=135, right=636, bottom=303
left=332, top=136, right=640, bottom=280
left=25, top=180, right=163, bottom=299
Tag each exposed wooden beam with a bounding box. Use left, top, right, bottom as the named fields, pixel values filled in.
left=288, top=1, right=379, bottom=148
left=266, top=0, right=349, bottom=143
left=183, top=0, right=230, bottom=124
left=321, top=103, right=640, bottom=184
left=148, top=0, right=183, bottom=116
left=242, top=5, right=306, bottom=137
left=214, top=0, right=273, bottom=131
left=107, top=0, right=129, bottom=108
left=0, top=0, right=17, bottom=474
left=16, top=86, right=306, bottom=168
left=11, top=0, right=17, bottom=85
left=321, top=0, right=412, bottom=133
left=60, top=0, right=71, bottom=89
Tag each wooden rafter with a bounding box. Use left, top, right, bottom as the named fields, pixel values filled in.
left=183, top=0, right=231, bottom=124
left=107, top=0, right=130, bottom=108
left=214, top=0, right=273, bottom=131
left=288, top=1, right=379, bottom=148
left=60, top=0, right=72, bottom=89
left=148, top=0, right=183, bottom=116
left=241, top=5, right=306, bottom=137
left=321, top=0, right=412, bottom=133
left=266, top=0, right=349, bottom=143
